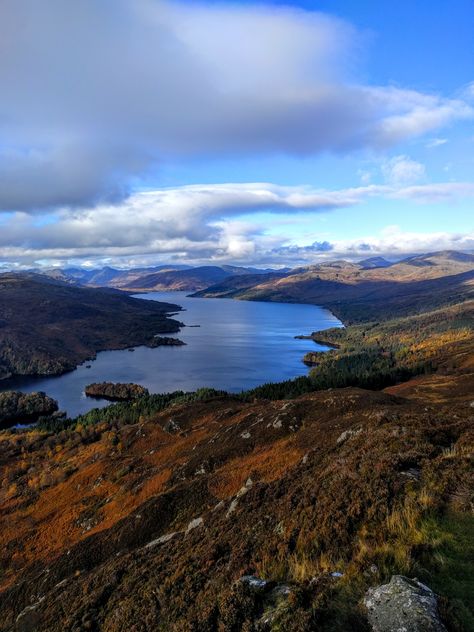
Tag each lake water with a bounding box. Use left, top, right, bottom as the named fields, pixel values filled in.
left=1, top=292, right=342, bottom=418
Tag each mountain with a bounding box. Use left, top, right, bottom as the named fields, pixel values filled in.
left=46, top=264, right=280, bottom=292
left=39, top=265, right=192, bottom=288
left=121, top=265, right=237, bottom=291
left=358, top=256, right=392, bottom=269
left=108, top=265, right=281, bottom=291
left=195, top=250, right=474, bottom=323
left=192, top=270, right=289, bottom=297
left=0, top=273, right=182, bottom=380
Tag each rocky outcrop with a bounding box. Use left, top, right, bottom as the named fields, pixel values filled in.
left=239, top=576, right=293, bottom=627
left=364, top=575, right=447, bottom=632
left=146, top=336, right=186, bottom=348
left=84, top=382, right=149, bottom=401
left=0, top=391, right=58, bottom=427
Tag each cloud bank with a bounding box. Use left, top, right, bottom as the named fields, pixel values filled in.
left=1, top=182, right=473, bottom=266
left=0, top=0, right=472, bottom=212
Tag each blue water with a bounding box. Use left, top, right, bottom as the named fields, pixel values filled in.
left=1, top=293, right=342, bottom=418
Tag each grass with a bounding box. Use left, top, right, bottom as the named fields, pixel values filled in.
left=252, top=481, right=474, bottom=631
left=418, top=513, right=474, bottom=631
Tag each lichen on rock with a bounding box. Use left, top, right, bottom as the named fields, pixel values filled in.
left=364, top=575, right=447, bottom=632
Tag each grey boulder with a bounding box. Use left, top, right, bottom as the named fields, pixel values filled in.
left=364, top=575, right=447, bottom=632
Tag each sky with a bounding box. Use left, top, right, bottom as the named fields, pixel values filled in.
left=0, top=0, right=473, bottom=269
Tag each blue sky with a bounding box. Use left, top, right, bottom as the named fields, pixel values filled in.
left=0, top=0, right=472, bottom=267
left=151, top=0, right=474, bottom=243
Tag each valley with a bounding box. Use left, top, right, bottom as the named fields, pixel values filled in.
left=0, top=250, right=473, bottom=630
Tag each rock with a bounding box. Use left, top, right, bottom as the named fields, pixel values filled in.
left=147, top=336, right=186, bottom=348
left=364, top=575, right=447, bottom=632
left=226, top=477, right=253, bottom=517
left=337, top=426, right=362, bottom=444
left=185, top=516, right=203, bottom=534
left=163, top=418, right=181, bottom=433
left=144, top=532, right=177, bottom=549
left=400, top=467, right=421, bottom=481
left=240, top=575, right=268, bottom=593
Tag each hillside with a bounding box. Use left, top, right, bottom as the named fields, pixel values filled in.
left=195, top=251, right=474, bottom=323
left=0, top=273, right=182, bottom=380
left=0, top=375, right=472, bottom=630
left=44, top=265, right=282, bottom=292
left=109, top=265, right=281, bottom=292
left=1, top=252, right=473, bottom=630
left=0, top=287, right=473, bottom=629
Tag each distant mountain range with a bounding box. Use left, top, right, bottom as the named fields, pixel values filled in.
left=194, top=250, right=474, bottom=323
left=37, top=264, right=287, bottom=292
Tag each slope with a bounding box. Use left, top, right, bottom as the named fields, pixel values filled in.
left=0, top=273, right=182, bottom=380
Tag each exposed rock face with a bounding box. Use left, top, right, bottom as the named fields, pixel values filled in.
left=84, top=382, right=149, bottom=401
left=0, top=391, right=58, bottom=427
left=364, top=575, right=447, bottom=632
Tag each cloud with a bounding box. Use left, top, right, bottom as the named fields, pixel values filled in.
left=0, top=0, right=472, bottom=212
left=426, top=138, right=448, bottom=148
left=271, top=228, right=474, bottom=264
left=0, top=181, right=473, bottom=266
left=388, top=182, right=474, bottom=203
left=0, top=184, right=347, bottom=263
left=332, top=227, right=474, bottom=261
left=381, top=155, right=426, bottom=186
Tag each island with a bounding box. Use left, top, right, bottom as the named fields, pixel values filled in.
left=84, top=382, right=149, bottom=401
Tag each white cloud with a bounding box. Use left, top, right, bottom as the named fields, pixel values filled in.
left=426, top=138, right=448, bottom=148
left=0, top=0, right=472, bottom=212
left=332, top=228, right=474, bottom=260
left=271, top=228, right=474, bottom=264
left=381, top=155, right=426, bottom=186
left=0, top=181, right=473, bottom=266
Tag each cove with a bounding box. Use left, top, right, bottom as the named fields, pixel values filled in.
left=1, top=292, right=342, bottom=418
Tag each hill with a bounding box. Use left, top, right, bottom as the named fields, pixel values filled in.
left=0, top=374, right=472, bottom=630
left=195, top=251, right=474, bottom=323
left=1, top=251, right=473, bottom=630
left=0, top=273, right=182, bottom=380
left=43, top=264, right=282, bottom=292
left=38, top=265, right=192, bottom=288
left=358, top=256, right=392, bottom=269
